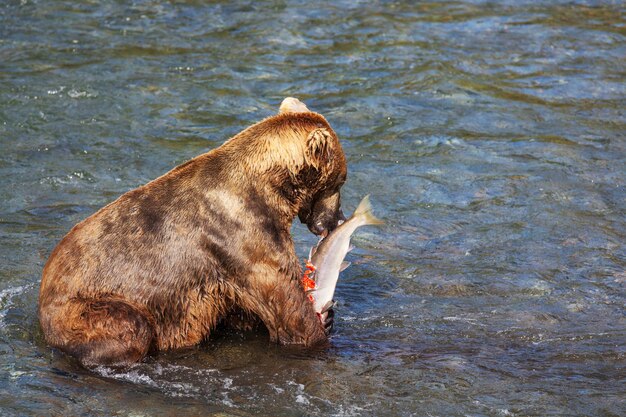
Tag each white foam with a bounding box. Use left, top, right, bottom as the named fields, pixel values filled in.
left=330, top=404, right=369, bottom=417
left=288, top=381, right=312, bottom=405
left=67, top=89, right=98, bottom=99
left=443, top=316, right=486, bottom=327
left=269, top=384, right=284, bottom=394
left=295, top=395, right=310, bottom=405
left=95, top=366, right=159, bottom=388
left=0, top=284, right=32, bottom=328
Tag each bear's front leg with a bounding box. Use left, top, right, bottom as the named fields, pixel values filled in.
left=243, top=265, right=327, bottom=346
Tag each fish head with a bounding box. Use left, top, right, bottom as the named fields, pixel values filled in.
left=299, top=188, right=346, bottom=236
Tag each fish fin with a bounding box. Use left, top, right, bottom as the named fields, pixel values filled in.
left=354, top=195, right=384, bottom=226
left=340, top=261, right=351, bottom=272
left=347, top=244, right=355, bottom=252
left=320, top=300, right=336, bottom=314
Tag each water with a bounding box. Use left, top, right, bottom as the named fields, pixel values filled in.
left=1, top=1, right=624, bottom=416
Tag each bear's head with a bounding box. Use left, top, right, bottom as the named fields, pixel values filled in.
left=279, top=98, right=347, bottom=236
left=222, top=98, right=347, bottom=237
left=294, top=126, right=347, bottom=236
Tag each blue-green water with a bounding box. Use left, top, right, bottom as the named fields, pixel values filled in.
left=1, top=1, right=624, bottom=416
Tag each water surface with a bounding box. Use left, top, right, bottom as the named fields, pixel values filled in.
left=1, top=1, right=624, bottom=416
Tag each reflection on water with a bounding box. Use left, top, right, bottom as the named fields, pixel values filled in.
left=0, top=1, right=624, bottom=416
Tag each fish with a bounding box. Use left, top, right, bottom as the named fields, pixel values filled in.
left=302, top=195, right=383, bottom=315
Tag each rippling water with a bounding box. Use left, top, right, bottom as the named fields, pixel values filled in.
left=1, top=1, right=624, bottom=416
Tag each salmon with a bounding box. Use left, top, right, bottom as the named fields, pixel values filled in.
left=304, top=195, right=383, bottom=314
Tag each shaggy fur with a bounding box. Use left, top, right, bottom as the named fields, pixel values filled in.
left=39, top=102, right=347, bottom=367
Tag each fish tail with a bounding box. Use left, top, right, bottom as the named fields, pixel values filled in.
left=354, top=195, right=384, bottom=226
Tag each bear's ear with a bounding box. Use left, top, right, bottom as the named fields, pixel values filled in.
left=279, top=97, right=310, bottom=114
left=305, top=128, right=334, bottom=169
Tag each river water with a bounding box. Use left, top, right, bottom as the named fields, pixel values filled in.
left=1, top=1, right=624, bottom=416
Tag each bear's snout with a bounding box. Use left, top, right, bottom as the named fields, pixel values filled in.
left=301, top=191, right=345, bottom=236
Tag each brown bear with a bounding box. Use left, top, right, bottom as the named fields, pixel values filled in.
left=38, top=98, right=347, bottom=367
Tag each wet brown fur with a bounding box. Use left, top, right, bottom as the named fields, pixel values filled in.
left=39, top=109, right=347, bottom=367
